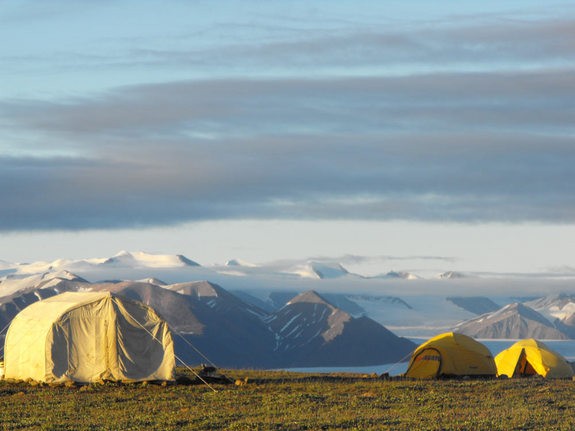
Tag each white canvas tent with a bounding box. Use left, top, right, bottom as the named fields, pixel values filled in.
left=3, top=291, right=175, bottom=383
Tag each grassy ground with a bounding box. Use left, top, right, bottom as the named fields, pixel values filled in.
left=0, top=369, right=573, bottom=430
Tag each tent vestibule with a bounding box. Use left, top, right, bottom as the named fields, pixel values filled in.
left=495, top=339, right=574, bottom=379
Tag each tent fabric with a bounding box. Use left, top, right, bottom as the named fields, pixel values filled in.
left=495, top=339, right=574, bottom=378
left=404, top=332, right=496, bottom=379
left=4, top=291, right=175, bottom=383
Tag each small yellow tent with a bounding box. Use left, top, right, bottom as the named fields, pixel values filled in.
left=495, top=339, right=574, bottom=378
left=4, top=291, right=175, bottom=383
left=404, top=332, right=496, bottom=379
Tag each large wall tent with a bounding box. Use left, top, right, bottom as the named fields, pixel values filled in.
left=495, top=339, right=574, bottom=378
left=404, top=332, right=496, bottom=379
left=4, top=291, right=175, bottom=383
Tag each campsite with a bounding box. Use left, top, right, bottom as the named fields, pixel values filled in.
left=0, top=292, right=573, bottom=430
left=0, top=369, right=574, bottom=430
left=0, top=291, right=572, bottom=429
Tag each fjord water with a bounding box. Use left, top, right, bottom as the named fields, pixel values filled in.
left=286, top=339, right=575, bottom=376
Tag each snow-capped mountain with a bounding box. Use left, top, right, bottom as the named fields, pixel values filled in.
left=437, top=271, right=468, bottom=279
left=454, top=303, right=570, bottom=340
left=102, top=251, right=200, bottom=268
left=524, top=294, right=575, bottom=321
left=556, top=312, right=575, bottom=338
left=0, top=271, right=88, bottom=300
left=374, top=271, right=420, bottom=280
left=137, top=277, right=167, bottom=286
left=2, top=250, right=575, bottom=349
left=225, top=259, right=258, bottom=268
left=524, top=294, right=575, bottom=339
left=284, top=261, right=350, bottom=279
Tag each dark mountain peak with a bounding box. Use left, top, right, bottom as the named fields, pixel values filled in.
left=447, top=296, right=500, bottom=315
left=91, top=281, right=205, bottom=334
left=176, top=254, right=201, bottom=267
left=286, top=290, right=332, bottom=307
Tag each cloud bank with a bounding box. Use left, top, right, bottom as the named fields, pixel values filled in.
left=1, top=6, right=574, bottom=230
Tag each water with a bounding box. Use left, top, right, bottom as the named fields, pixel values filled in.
left=286, top=339, right=575, bottom=376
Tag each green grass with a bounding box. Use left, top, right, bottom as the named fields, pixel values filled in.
left=0, top=369, right=573, bottom=430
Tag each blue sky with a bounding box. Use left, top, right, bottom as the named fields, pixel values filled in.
left=1, top=1, right=575, bottom=273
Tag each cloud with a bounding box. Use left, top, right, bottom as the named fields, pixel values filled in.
left=1, top=73, right=574, bottom=231
left=3, top=8, right=575, bottom=82
left=82, top=17, right=575, bottom=74
left=1, top=7, right=575, bottom=230
left=4, top=70, right=575, bottom=138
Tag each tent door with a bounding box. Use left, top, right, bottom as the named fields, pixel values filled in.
left=407, top=348, right=441, bottom=378
left=514, top=349, right=536, bottom=377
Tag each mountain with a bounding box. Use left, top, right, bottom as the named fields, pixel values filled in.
left=284, top=261, right=350, bottom=279
left=523, top=294, right=575, bottom=337
left=555, top=312, right=575, bottom=338
left=72, top=279, right=275, bottom=368
left=235, top=290, right=366, bottom=316
left=0, top=272, right=91, bottom=329
left=137, top=277, right=167, bottom=286
left=374, top=271, right=420, bottom=280
left=447, top=297, right=501, bottom=315
left=225, top=259, right=257, bottom=267
left=437, top=271, right=468, bottom=279
left=524, top=294, right=575, bottom=321
left=265, top=291, right=416, bottom=366
left=0, top=271, right=89, bottom=300
left=454, top=303, right=570, bottom=340
left=0, top=277, right=416, bottom=368
left=102, top=251, right=200, bottom=268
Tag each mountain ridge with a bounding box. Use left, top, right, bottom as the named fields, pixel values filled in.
left=0, top=277, right=415, bottom=368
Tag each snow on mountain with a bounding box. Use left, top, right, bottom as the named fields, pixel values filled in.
left=284, top=261, right=350, bottom=279
left=270, top=290, right=350, bottom=346
left=11, top=259, right=75, bottom=275
left=166, top=280, right=222, bottom=298
left=0, top=259, right=14, bottom=271
left=2, top=251, right=575, bottom=344
left=102, top=251, right=200, bottom=268
left=556, top=312, right=575, bottom=338
left=454, top=303, right=570, bottom=340
left=225, top=259, right=258, bottom=268
left=347, top=294, right=477, bottom=337
left=373, top=271, right=420, bottom=280
left=0, top=251, right=202, bottom=283
left=265, top=290, right=416, bottom=366
left=524, top=294, right=575, bottom=339
left=0, top=271, right=89, bottom=300
left=525, top=294, right=575, bottom=321
left=137, top=277, right=167, bottom=286
left=437, top=271, right=468, bottom=279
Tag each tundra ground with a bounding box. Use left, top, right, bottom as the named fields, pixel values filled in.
left=0, top=369, right=573, bottom=430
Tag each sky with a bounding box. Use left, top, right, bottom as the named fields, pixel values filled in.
left=1, top=1, right=574, bottom=274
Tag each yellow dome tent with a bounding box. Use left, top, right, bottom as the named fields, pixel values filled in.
left=404, top=332, right=496, bottom=379
left=4, top=291, right=175, bottom=383
left=495, top=339, right=574, bottom=378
